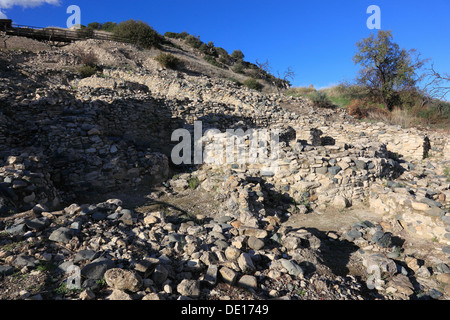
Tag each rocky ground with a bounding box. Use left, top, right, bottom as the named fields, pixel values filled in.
left=0, top=34, right=449, bottom=300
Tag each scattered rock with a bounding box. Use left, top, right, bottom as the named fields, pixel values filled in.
left=177, top=279, right=201, bottom=298
left=247, top=236, right=265, bottom=250
left=388, top=274, right=414, bottom=296
left=48, top=227, right=72, bottom=244
left=405, top=257, right=421, bottom=273
left=344, top=229, right=362, bottom=241
left=280, top=259, right=304, bottom=277
left=104, top=268, right=143, bottom=292
left=219, top=267, right=238, bottom=285
left=152, top=264, right=169, bottom=285
left=436, top=273, right=450, bottom=285
left=106, top=289, right=133, bottom=300
left=238, top=253, right=256, bottom=273
left=80, top=289, right=96, bottom=300
left=203, top=265, right=218, bottom=287
left=0, top=266, right=14, bottom=276
left=376, top=232, right=393, bottom=248
left=225, top=246, right=241, bottom=261
left=81, top=258, right=115, bottom=280
left=13, top=255, right=37, bottom=268
left=237, top=275, right=258, bottom=291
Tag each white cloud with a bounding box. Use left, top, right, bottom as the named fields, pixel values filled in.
left=0, top=9, right=7, bottom=19
left=0, top=0, right=60, bottom=9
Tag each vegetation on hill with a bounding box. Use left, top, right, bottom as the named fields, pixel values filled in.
left=86, top=21, right=117, bottom=32
left=243, top=78, right=263, bottom=92
left=164, top=31, right=293, bottom=91
left=75, top=21, right=449, bottom=128
left=77, top=21, right=291, bottom=91
left=286, top=30, right=450, bottom=129
left=113, top=19, right=164, bottom=49
left=154, top=52, right=180, bottom=70
left=79, top=20, right=166, bottom=49
left=286, top=82, right=449, bottom=128
left=76, top=22, right=117, bottom=38
left=353, top=30, right=427, bottom=112
left=76, top=50, right=99, bottom=78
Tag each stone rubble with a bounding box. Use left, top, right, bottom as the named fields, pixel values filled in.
left=0, top=36, right=449, bottom=300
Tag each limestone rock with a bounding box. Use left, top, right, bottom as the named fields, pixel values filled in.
left=177, top=279, right=201, bottom=298
left=105, top=268, right=143, bottom=292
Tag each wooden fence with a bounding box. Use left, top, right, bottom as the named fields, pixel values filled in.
left=2, top=23, right=131, bottom=44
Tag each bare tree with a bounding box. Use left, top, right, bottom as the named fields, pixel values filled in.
left=255, top=59, right=294, bottom=92
left=423, top=63, right=450, bottom=101
left=255, top=59, right=271, bottom=80
left=275, top=66, right=295, bottom=92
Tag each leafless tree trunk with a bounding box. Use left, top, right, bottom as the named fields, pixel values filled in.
left=255, top=59, right=294, bottom=92
left=275, top=67, right=295, bottom=93
left=422, top=63, right=450, bottom=101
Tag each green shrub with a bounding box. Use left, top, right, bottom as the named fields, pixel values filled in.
left=428, top=100, right=450, bottom=118
left=101, top=22, right=117, bottom=32
left=154, top=53, right=180, bottom=69
left=77, top=51, right=98, bottom=68
left=215, top=47, right=230, bottom=60
left=188, top=177, right=200, bottom=190
left=203, top=55, right=225, bottom=69
left=218, top=56, right=230, bottom=65
left=86, top=21, right=117, bottom=32
left=113, top=19, right=163, bottom=49
left=231, top=50, right=244, bottom=61
left=243, top=78, right=263, bottom=91
left=232, top=63, right=246, bottom=74
left=87, top=22, right=101, bottom=30
left=310, top=92, right=334, bottom=108
left=227, top=77, right=243, bottom=86
left=199, top=43, right=209, bottom=55
left=178, top=31, right=190, bottom=39
left=79, top=65, right=97, bottom=78
left=164, top=32, right=179, bottom=39
left=164, top=31, right=190, bottom=40
left=185, top=35, right=203, bottom=49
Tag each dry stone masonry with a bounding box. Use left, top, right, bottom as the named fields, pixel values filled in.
left=0, top=36, right=449, bottom=300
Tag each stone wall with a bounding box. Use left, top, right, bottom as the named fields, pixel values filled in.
left=0, top=153, right=61, bottom=214
left=1, top=47, right=448, bottom=244
left=200, top=126, right=402, bottom=211
left=369, top=184, right=449, bottom=245
left=0, top=88, right=171, bottom=212
left=292, top=120, right=448, bottom=162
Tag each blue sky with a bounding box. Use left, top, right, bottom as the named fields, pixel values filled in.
left=1, top=0, right=449, bottom=88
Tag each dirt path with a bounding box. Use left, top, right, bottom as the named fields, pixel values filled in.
left=285, top=207, right=380, bottom=233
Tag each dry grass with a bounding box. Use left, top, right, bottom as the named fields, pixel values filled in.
left=347, top=98, right=419, bottom=128
left=285, top=86, right=317, bottom=96
left=366, top=107, right=418, bottom=128
left=318, top=86, right=342, bottom=97
left=76, top=50, right=98, bottom=67
left=320, top=84, right=368, bottom=98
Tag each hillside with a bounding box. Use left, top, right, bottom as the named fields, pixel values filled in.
left=0, top=32, right=449, bottom=301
